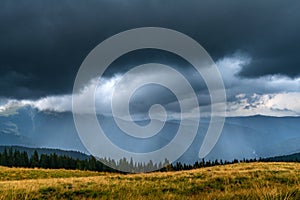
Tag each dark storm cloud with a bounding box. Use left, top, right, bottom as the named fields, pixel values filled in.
left=0, top=0, right=299, bottom=98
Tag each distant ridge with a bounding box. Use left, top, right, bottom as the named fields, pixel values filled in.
left=263, top=152, right=300, bottom=162
left=0, top=146, right=90, bottom=160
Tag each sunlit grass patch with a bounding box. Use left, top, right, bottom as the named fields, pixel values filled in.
left=0, top=162, right=299, bottom=199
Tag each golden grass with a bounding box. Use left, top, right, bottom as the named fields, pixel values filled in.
left=0, top=166, right=105, bottom=181
left=0, top=162, right=300, bottom=199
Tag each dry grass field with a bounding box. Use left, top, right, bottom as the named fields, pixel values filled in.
left=0, top=162, right=300, bottom=199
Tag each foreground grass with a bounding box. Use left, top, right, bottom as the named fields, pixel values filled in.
left=0, top=162, right=300, bottom=199
left=0, top=166, right=104, bottom=181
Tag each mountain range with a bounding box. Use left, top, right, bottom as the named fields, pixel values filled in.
left=0, top=106, right=300, bottom=163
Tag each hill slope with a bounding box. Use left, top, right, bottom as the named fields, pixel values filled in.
left=264, top=152, right=300, bottom=162
left=0, top=162, right=299, bottom=199
left=0, top=145, right=89, bottom=160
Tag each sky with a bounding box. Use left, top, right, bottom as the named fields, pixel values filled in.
left=0, top=0, right=300, bottom=117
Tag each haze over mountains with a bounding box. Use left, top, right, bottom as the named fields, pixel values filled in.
left=1, top=106, right=299, bottom=163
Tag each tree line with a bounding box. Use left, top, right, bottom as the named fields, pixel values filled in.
left=0, top=147, right=169, bottom=172
left=0, top=147, right=113, bottom=172
left=0, top=147, right=299, bottom=173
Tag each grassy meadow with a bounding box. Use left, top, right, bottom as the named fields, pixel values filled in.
left=0, top=162, right=299, bottom=199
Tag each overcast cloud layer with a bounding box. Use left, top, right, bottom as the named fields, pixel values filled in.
left=0, top=0, right=299, bottom=117
left=0, top=0, right=300, bottom=99
left=1, top=54, right=299, bottom=117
